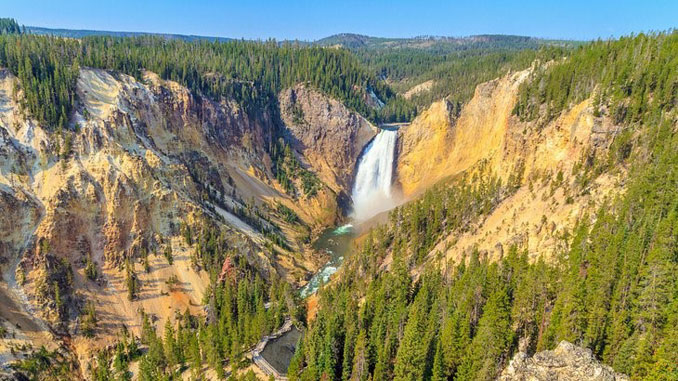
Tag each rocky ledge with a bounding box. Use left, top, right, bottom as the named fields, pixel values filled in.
left=498, top=341, right=629, bottom=381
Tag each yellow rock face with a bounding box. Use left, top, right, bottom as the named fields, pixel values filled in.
left=396, top=99, right=455, bottom=197
left=397, top=70, right=530, bottom=197
left=0, top=68, right=346, bottom=368
left=396, top=68, right=623, bottom=265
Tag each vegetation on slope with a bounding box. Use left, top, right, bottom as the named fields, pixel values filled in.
left=291, top=31, right=678, bottom=381
left=0, top=29, right=394, bottom=130
left=325, top=34, right=579, bottom=120
left=84, top=265, right=298, bottom=381
left=381, top=48, right=561, bottom=110
left=73, top=224, right=302, bottom=381
left=293, top=120, right=678, bottom=381
left=514, top=31, right=678, bottom=127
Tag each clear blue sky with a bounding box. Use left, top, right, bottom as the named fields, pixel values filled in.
left=4, top=0, right=678, bottom=41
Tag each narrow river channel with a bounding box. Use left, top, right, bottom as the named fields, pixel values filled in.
left=298, top=224, right=355, bottom=298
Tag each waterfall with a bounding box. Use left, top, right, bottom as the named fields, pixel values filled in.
left=298, top=129, right=398, bottom=298
left=351, top=128, right=398, bottom=221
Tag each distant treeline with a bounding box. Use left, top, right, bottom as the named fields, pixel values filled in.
left=25, top=25, right=233, bottom=43
left=332, top=34, right=580, bottom=115
left=0, top=26, right=397, bottom=130
left=0, top=18, right=22, bottom=35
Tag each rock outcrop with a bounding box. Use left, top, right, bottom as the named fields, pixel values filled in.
left=499, top=341, right=629, bottom=381
left=279, top=84, right=377, bottom=195
left=403, top=79, right=434, bottom=100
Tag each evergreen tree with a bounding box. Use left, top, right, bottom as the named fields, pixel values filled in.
left=164, top=243, right=174, bottom=265
left=125, top=258, right=139, bottom=301
left=85, top=252, right=98, bottom=281
left=350, top=330, right=368, bottom=381
left=81, top=300, right=98, bottom=338
left=430, top=337, right=446, bottom=381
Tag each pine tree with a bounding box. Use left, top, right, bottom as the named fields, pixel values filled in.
left=112, top=341, right=131, bottom=381
left=92, top=350, right=113, bottom=381
left=350, top=330, right=368, bottom=381
left=287, top=338, right=305, bottom=381
left=125, top=258, right=139, bottom=301
left=164, top=243, right=174, bottom=265
left=85, top=252, right=98, bottom=281
left=431, top=337, right=446, bottom=381
left=187, top=333, right=202, bottom=378
left=393, top=287, right=432, bottom=381
left=53, top=281, right=63, bottom=319
left=142, top=247, right=150, bottom=273
left=140, top=312, right=155, bottom=346
left=81, top=300, right=98, bottom=338
left=163, top=319, right=178, bottom=370
left=457, top=285, right=514, bottom=381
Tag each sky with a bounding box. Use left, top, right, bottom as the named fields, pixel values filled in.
left=3, top=0, right=678, bottom=41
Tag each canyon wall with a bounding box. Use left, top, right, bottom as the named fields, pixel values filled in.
left=0, top=68, right=374, bottom=369
left=396, top=68, right=624, bottom=263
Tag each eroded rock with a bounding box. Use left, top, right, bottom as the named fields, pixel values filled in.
left=498, top=341, right=629, bottom=381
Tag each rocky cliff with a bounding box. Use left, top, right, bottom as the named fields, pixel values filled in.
left=0, top=68, right=373, bottom=371
left=499, top=341, right=629, bottom=381
left=397, top=70, right=530, bottom=197
left=396, top=68, right=624, bottom=263
left=279, top=84, right=377, bottom=195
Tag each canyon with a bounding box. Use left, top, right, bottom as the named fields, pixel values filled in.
left=0, top=35, right=655, bottom=381
left=0, top=66, right=384, bottom=373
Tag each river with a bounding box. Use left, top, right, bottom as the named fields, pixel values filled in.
left=298, top=224, right=356, bottom=298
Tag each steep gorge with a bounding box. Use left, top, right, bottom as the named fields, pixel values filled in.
left=0, top=43, right=662, bottom=381
left=0, top=67, right=376, bottom=371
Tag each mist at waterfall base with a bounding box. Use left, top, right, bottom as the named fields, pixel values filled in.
left=299, top=129, right=399, bottom=298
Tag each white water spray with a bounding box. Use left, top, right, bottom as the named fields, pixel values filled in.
left=351, top=129, right=398, bottom=221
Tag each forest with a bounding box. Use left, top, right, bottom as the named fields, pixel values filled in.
left=0, top=18, right=581, bottom=130
left=330, top=34, right=578, bottom=117
left=3, top=16, right=678, bottom=381
left=514, top=32, right=678, bottom=128
left=290, top=31, right=678, bottom=381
